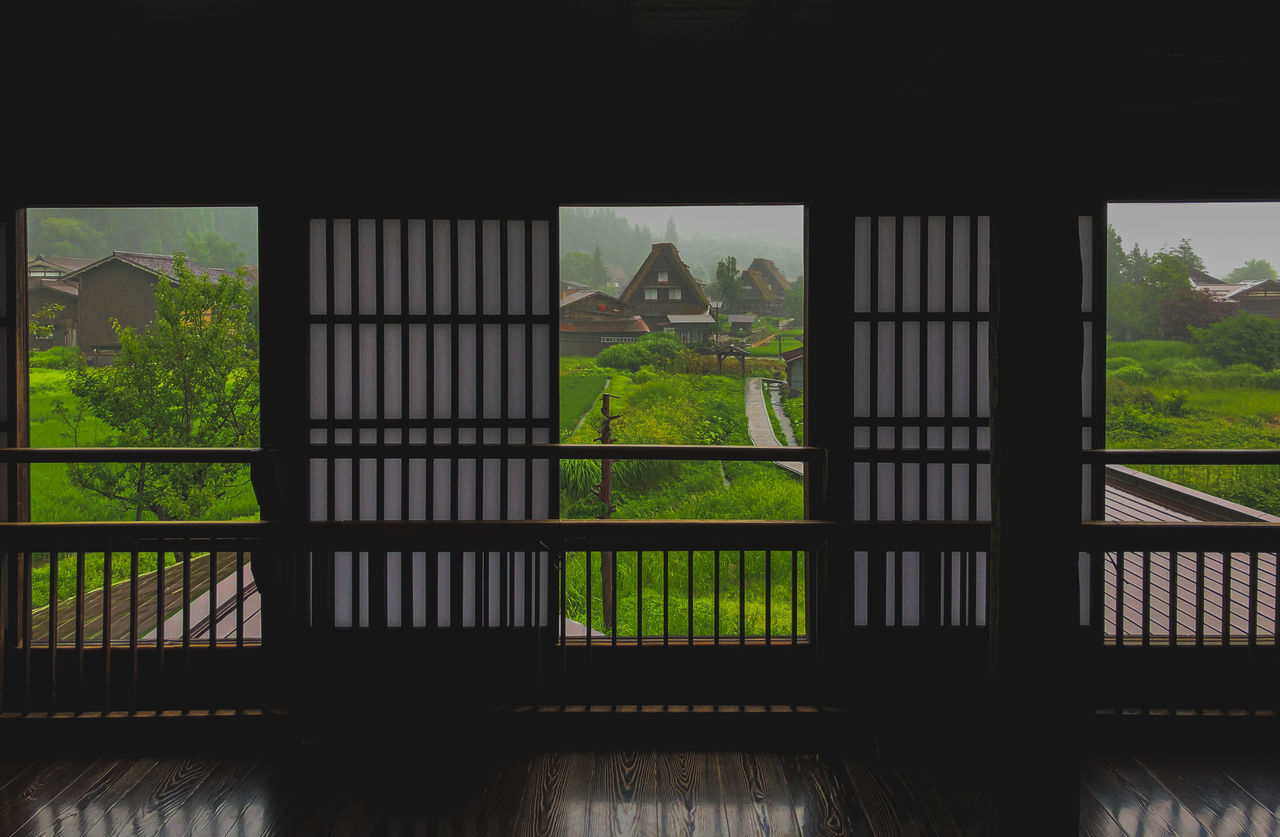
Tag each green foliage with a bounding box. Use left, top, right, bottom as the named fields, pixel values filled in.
left=784, top=393, right=804, bottom=444
left=1226, top=258, right=1279, bottom=284
left=715, top=256, right=740, bottom=310
left=1108, top=364, right=1151, bottom=385
left=596, top=332, right=688, bottom=372
left=29, top=346, right=81, bottom=370
left=1191, top=313, right=1280, bottom=369
left=558, top=374, right=607, bottom=436
left=27, top=207, right=258, bottom=263
left=785, top=276, right=804, bottom=322
left=28, top=301, right=65, bottom=342
left=182, top=230, right=249, bottom=270
left=64, top=253, right=259, bottom=521
left=559, top=249, right=609, bottom=290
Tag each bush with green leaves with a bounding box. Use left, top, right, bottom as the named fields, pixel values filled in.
left=596, top=332, right=690, bottom=372
left=1191, top=313, right=1280, bottom=370
left=30, top=346, right=82, bottom=370
left=1108, top=364, right=1151, bottom=385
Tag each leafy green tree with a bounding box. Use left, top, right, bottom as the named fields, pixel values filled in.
left=1191, top=312, right=1280, bottom=369
left=64, top=253, right=259, bottom=520
left=665, top=215, right=678, bottom=244
left=33, top=217, right=105, bottom=257
left=714, top=256, right=740, bottom=310
left=1106, top=225, right=1127, bottom=283
left=183, top=231, right=250, bottom=270
left=1226, top=258, right=1279, bottom=284
left=785, top=276, right=804, bottom=322
left=560, top=250, right=598, bottom=289
left=29, top=301, right=65, bottom=342
left=1145, top=252, right=1190, bottom=290
left=1163, top=237, right=1206, bottom=273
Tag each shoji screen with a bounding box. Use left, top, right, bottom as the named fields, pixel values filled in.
left=307, top=218, right=555, bottom=629
left=851, top=216, right=991, bottom=627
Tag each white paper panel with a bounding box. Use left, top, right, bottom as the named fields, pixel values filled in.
left=332, top=219, right=352, bottom=315
left=358, top=219, right=377, bottom=314
left=877, top=217, right=896, bottom=312
left=483, top=220, right=501, bottom=315
left=506, top=221, right=526, bottom=315
left=1079, top=215, right=1093, bottom=313
left=952, top=215, right=970, bottom=313
left=408, top=220, right=428, bottom=315
left=902, top=216, right=922, bottom=312
left=877, top=323, right=895, bottom=417
left=359, top=324, right=377, bottom=419
left=433, top=220, right=451, bottom=312
left=854, top=217, right=871, bottom=312
left=309, top=219, right=327, bottom=315
left=976, top=216, right=991, bottom=313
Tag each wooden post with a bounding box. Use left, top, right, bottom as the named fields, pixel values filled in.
left=597, top=393, right=618, bottom=633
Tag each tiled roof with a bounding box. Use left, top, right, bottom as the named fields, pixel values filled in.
left=666, top=313, right=715, bottom=324
left=57, top=251, right=231, bottom=285
left=560, top=315, right=650, bottom=334
left=727, top=314, right=755, bottom=323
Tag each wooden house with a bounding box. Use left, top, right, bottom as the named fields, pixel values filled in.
left=745, top=257, right=791, bottom=300
left=558, top=288, right=650, bottom=355
left=665, top=311, right=715, bottom=343
left=1223, top=279, right=1280, bottom=318
left=617, top=242, right=711, bottom=331
left=26, top=273, right=79, bottom=349
left=782, top=344, right=804, bottom=396
left=727, top=312, right=755, bottom=336
left=55, top=251, right=229, bottom=365
left=728, top=268, right=784, bottom=315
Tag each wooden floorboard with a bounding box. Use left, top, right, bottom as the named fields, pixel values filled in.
left=11, top=747, right=1280, bottom=836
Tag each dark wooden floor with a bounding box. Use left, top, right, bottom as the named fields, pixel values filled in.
left=4, top=743, right=1280, bottom=835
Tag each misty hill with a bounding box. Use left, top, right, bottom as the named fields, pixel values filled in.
left=27, top=207, right=259, bottom=271
left=559, top=207, right=802, bottom=286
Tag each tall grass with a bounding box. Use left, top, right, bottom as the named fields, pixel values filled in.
left=558, top=374, right=608, bottom=436
left=563, top=549, right=807, bottom=637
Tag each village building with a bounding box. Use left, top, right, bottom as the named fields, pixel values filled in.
left=727, top=268, right=785, bottom=316
left=558, top=288, right=650, bottom=356
left=782, top=345, right=804, bottom=396
left=665, top=312, right=716, bottom=344
left=617, top=242, right=712, bottom=334
left=26, top=274, right=80, bottom=349
left=559, top=276, right=592, bottom=298
left=1188, top=268, right=1280, bottom=319
left=56, top=251, right=232, bottom=365
left=745, top=257, right=791, bottom=300
left=727, top=313, right=755, bottom=336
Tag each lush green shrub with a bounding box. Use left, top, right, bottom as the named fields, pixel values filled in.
left=1108, top=364, right=1151, bottom=385
left=1105, top=377, right=1159, bottom=410
left=1191, top=313, right=1280, bottom=370
left=29, top=346, right=82, bottom=369
left=1105, top=356, right=1139, bottom=371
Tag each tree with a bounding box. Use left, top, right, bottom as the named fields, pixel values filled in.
left=64, top=253, right=259, bottom=520
left=558, top=250, right=606, bottom=290
left=1163, top=237, right=1206, bottom=273
left=1144, top=252, right=1190, bottom=290
left=1106, top=225, right=1127, bottom=284
left=29, top=301, right=65, bottom=342
left=183, top=230, right=250, bottom=270
left=714, top=256, right=740, bottom=310
left=665, top=215, right=678, bottom=244
left=33, top=216, right=105, bottom=257
left=785, top=276, right=804, bottom=322
left=1226, top=258, right=1279, bottom=284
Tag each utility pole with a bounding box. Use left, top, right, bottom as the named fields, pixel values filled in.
left=593, top=393, right=621, bottom=633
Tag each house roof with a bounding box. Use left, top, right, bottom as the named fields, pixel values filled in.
left=57, top=251, right=231, bottom=285
left=559, top=315, right=650, bottom=334
left=1188, top=266, right=1223, bottom=286
left=666, top=313, right=715, bottom=324
left=29, top=255, right=96, bottom=275
left=29, top=277, right=79, bottom=297
left=727, top=314, right=756, bottom=323
left=740, top=269, right=777, bottom=303
left=1223, top=278, right=1280, bottom=300
left=559, top=289, right=624, bottom=309
left=746, top=257, right=790, bottom=291
left=781, top=346, right=804, bottom=362
left=618, top=242, right=711, bottom=309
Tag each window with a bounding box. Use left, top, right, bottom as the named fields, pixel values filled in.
left=1088, top=202, right=1280, bottom=646
left=657, top=271, right=668, bottom=283
left=669, top=287, right=681, bottom=300
left=19, top=205, right=262, bottom=648
left=644, top=287, right=657, bottom=300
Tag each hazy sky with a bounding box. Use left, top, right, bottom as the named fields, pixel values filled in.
left=570, top=205, right=805, bottom=243
left=1108, top=202, right=1280, bottom=279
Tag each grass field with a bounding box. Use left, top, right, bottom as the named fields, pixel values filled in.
left=558, top=373, right=608, bottom=437
left=748, top=328, right=803, bottom=357
left=1106, top=339, right=1280, bottom=515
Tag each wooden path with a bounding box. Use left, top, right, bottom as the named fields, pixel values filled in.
left=28, top=552, right=252, bottom=645
left=743, top=376, right=804, bottom=477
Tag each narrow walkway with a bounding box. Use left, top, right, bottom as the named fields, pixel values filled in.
left=744, top=377, right=804, bottom=477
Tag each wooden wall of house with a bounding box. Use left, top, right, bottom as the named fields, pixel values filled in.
left=76, top=263, right=159, bottom=360
left=27, top=285, right=77, bottom=348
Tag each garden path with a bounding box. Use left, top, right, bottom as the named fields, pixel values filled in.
left=744, top=377, right=804, bottom=477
